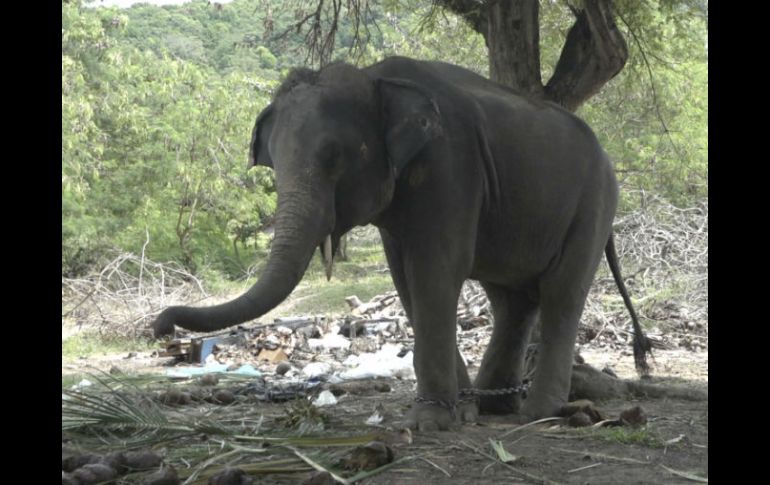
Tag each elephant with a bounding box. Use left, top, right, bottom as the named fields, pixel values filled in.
left=152, top=56, right=652, bottom=431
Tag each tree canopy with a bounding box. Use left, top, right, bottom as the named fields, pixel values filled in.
left=62, top=0, right=707, bottom=277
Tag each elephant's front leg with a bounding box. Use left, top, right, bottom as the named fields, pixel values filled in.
left=381, top=230, right=475, bottom=426
left=403, top=263, right=465, bottom=431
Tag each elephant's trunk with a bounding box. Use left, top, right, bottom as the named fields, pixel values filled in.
left=153, top=187, right=332, bottom=337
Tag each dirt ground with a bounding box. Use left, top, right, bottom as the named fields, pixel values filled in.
left=63, top=344, right=707, bottom=484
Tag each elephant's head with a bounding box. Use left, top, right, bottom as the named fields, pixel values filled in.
left=153, top=62, right=442, bottom=337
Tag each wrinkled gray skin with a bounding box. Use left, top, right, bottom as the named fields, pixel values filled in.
left=153, top=57, right=646, bottom=431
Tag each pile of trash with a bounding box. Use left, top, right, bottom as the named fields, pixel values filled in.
left=160, top=283, right=501, bottom=405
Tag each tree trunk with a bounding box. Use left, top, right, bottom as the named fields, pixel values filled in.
left=486, top=0, right=543, bottom=99
left=440, top=0, right=628, bottom=113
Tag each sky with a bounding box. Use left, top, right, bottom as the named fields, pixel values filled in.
left=89, top=0, right=233, bottom=8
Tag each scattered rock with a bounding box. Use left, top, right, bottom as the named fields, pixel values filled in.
left=199, top=374, right=220, bottom=386
left=71, top=463, right=118, bottom=484
left=559, top=399, right=603, bottom=423
left=567, top=411, right=593, bottom=428
left=341, top=441, right=394, bottom=471
left=210, top=389, right=236, bottom=405
left=208, top=466, right=253, bottom=485
left=275, top=361, right=292, bottom=375
left=100, top=451, right=127, bottom=472
left=62, top=452, right=101, bottom=472
left=159, top=389, right=192, bottom=406
left=620, top=406, right=647, bottom=428
left=302, top=470, right=336, bottom=485
left=123, top=449, right=163, bottom=471
left=143, top=465, right=180, bottom=485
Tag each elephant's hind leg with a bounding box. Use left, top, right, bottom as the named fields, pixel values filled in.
left=474, top=283, right=539, bottom=414
left=520, top=220, right=610, bottom=420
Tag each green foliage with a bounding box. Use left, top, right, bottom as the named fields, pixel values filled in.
left=591, top=426, right=665, bottom=448
left=62, top=0, right=277, bottom=276
left=571, top=1, right=708, bottom=207
left=62, top=0, right=707, bottom=278
left=62, top=331, right=156, bottom=359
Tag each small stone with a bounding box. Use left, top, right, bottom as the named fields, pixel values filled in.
left=567, top=411, right=593, bottom=428
left=123, top=449, right=163, bottom=471
left=72, top=463, right=117, bottom=484
left=159, top=389, right=192, bottom=406
left=275, top=361, right=292, bottom=375
left=208, top=466, right=253, bottom=485
left=62, top=452, right=101, bottom=472
left=199, top=374, right=220, bottom=386
left=342, top=441, right=394, bottom=471
left=619, top=406, right=647, bottom=428
left=211, top=389, right=236, bottom=405
left=100, top=451, right=127, bottom=472
left=302, top=471, right=336, bottom=485
left=143, top=465, right=180, bottom=485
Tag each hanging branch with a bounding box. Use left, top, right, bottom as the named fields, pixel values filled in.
left=616, top=11, right=687, bottom=164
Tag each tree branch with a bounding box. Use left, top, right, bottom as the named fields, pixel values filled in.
left=433, top=0, right=488, bottom=35
left=615, top=11, right=687, bottom=165
left=544, top=0, right=628, bottom=111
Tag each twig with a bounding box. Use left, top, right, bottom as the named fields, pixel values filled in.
left=139, top=226, right=150, bottom=297
left=660, top=464, right=708, bottom=483
left=288, top=446, right=350, bottom=485
left=551, top=447, right=648, bottom=465
left=419, top=455, right=451, bottom=477
left=499, top=417, right=563, bottom=438
left=567, top=462, right=603, bottom=473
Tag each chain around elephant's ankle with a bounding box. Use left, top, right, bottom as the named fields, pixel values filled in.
left=414, top=395, right=458, bottom=411
left=459, top=379, right=531, bottom=398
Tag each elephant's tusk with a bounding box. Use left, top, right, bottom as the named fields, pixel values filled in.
left=324, top=235, right=334, bottom=281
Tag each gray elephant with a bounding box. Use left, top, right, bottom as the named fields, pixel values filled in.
left=153, top=57, right=651, bottom=431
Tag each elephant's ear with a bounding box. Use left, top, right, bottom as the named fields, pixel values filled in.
left=377, top=78, right=443, bottom=177
left=248, top=103, right=275, bottom=169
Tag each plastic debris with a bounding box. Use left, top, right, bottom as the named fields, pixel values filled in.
left=313, top=390, right=338, bottom=407
left=71, top=379, right=93, bottom=390
left=308, top=333, right=351, bottom=350
left=338, top=344, right=415, bottom=380
left=166, top=362, right=261, bottom=378
left=366, top=410, right=384, bottom=425
left=239, top=378, right=322, bottom=402
left=301, top=362, right=332, bottom=378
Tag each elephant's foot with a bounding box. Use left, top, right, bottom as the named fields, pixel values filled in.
left=518, top=394, right=566, bottom=422
left=458, top=400, right=479, bottom=423
left=405, top=401, right=458, bottom=431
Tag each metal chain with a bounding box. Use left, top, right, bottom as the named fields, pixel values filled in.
left=459, top=380, right=531, bottom=397
left=414, top=396, right=458, bottom=411
left=413, top=380, right=531, bottom=408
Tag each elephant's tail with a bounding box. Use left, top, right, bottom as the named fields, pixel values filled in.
left=605, top=232, right=653, bottom=377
